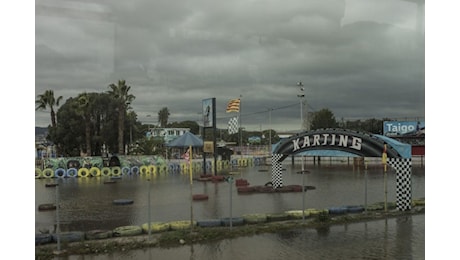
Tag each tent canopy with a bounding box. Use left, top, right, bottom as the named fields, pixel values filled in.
left=166, top=131, right=203, bottom=148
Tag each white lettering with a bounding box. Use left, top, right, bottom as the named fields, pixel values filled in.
left=338, top=135, right=348, bottom=147
left=322, top=134, right=329, bottom=145
left=313, top=134, right=321, bottom=146
left=330, top=134, right=336, bottom=145
left=292, top=139, right=300, bottom=151
left=301, top=136, right=310, bottom=148
left=351, top=137, right=362, bottom=150
left=290, top=134, right=363, bottom=152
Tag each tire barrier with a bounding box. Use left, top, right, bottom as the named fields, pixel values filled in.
left=42, top=168, right=54, bottom=178
left=305, top=208, right=327, bottom=216
left=221, top=217, right=244, bottom=227
left=55, top=168, right=67, bottom=178
left=254, top=157, right=261, bottom=166
left=67, top=168, right=78, bottom=178
left=193, top=162, right=202, bottom=172
left=239, top=158, right=248, bottom=167
left=85, top=229, right=113, bottom=240
left=236, top=186, right=255, bottom=194
left=38, top=203, right=57, bottom=211
left=148, top=165, right=157, bottom=175
left=158, top=164, right=167, bottom=174
left=111, top=166, right=122, bottom=176
left=285, top=210, right=310, bottom=219
left=192, top=194, right=209, bottom=201
left=197, top=219, right=222, bottom=227
left=131, top=166, right=140, bottom=175
left=35, top=198, right=422, bottom=246
left=35, top=168, right=43, bottom=179
left=169, top=220, right=197, bottom=231
left=223, top=160, right=230, bottom=169
left=180, top=162, right=189, bottom=173
left=140, top=165, right=149, bottom=175
left=346, top=205, right=365, bottom=213
left=89, top=167, right=101, bottom=177
left=78, top=167, right=90, bottom=178
left=266, top=213, right=290, bottom=222
left=168, top=163, right=180, bottom=173
left=412, top=198, right=425, bottom=206
left=328, top=207, right=348, bottom=215
left=122, top=166, right=131, bottom=176
left=101, top=167, right=111, bottom=177
left=113, top=225, right=142, bottom=237
left=242, top=213, right=267, bottom=224
left=141, top=222, right=170, bottom=233
left=36, top=234, right=52, bottom=245
left=216, top=160, right=222, bottom=171
left=113, top=199, right=134, bottom=205
left=231, top=159, right=238, bottom=167
left=52, top=231, right=85, bottom=243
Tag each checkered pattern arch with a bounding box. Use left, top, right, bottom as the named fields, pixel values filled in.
left=271, top=154, right=284, bottom=188
left=388, top=158, right=412, bottom=211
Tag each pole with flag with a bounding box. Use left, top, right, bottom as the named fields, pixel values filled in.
left=226, top=97, right=242, bottom=155
left=184, top=146, right=194, bottom=233
left=382, top=143, right=388, bottom=212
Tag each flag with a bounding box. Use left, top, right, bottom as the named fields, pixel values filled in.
left=183, top=148, right=190, bottom=163
left=228, top=116, right=239, bottom=134
left=382, top=143, right=387, bottom=171
left=226, top=98, right=240, bottom=113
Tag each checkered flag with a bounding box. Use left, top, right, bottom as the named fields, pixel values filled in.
left=228, top=116, right=239, bottom=134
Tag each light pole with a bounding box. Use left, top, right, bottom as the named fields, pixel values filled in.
left=297, top=81, right=307, bottom=222
left=297, top=82, right=305, bottom=131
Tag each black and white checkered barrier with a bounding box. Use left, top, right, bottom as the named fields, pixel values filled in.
left=271, top=154, right=284, bottom=188
left=388, top=158, right=412, bottom=211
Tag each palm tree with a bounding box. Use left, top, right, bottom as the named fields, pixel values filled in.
left=35, top=90, right=63, bottom=128
left=107, top=80, right=135, bottom=155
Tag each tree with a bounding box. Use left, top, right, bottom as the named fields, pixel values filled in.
left=77, top=92, right=92, bottom=155
left=310, top=108, right=338, bottom=130
left=158, top=107, right=170, bottom=128
left=107, top=80, right=135, bottom=155
left=35, top=90, right=63, bottom=128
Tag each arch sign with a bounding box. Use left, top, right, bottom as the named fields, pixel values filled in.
left=271, top=128, right=413, bottom=211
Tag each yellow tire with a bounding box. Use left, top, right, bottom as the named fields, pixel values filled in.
left=35, top=168, right=43, bottom=179
left=140, top=165, right=150, bottom=175
left=89, top=167, right=101, bottom=177
left=141, top=222, right=170, bottom=233
left=42, top=168, right=54, bottom=178
left=169, top=220, right=197, bottom=231
left=101, top=167, right=111, bottom=176
left=111, top=166, right=122, bottom=176
left=158, top=165, right=167, bottom=174
left=148, top=165, right=157, bottom=175
left=78, top=168, right=90, bottom=177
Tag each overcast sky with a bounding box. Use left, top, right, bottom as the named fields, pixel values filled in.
left=34, top=0, right=425, bottom=132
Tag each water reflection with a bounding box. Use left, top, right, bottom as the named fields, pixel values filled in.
left=36, top=164, right=424, bottom=234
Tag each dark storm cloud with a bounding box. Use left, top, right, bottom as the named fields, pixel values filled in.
left=35, top=0, right=424, bottom=131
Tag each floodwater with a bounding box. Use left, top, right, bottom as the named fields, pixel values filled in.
left=35, top=158, right=425, bottom=259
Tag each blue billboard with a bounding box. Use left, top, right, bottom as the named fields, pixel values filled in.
left=383, top=121, right=425, bottom=137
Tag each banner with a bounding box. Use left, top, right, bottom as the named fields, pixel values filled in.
left=228, top=116, right=239, bottom=134
left=226, top=98, right=240, bottom=113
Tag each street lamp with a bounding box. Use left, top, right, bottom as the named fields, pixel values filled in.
left=297, top=81, right=305, bottom=131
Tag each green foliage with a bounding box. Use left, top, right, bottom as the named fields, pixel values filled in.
left=310, top=108, right=338, bottom=130
left=158, top=107, right=170, bottom=128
